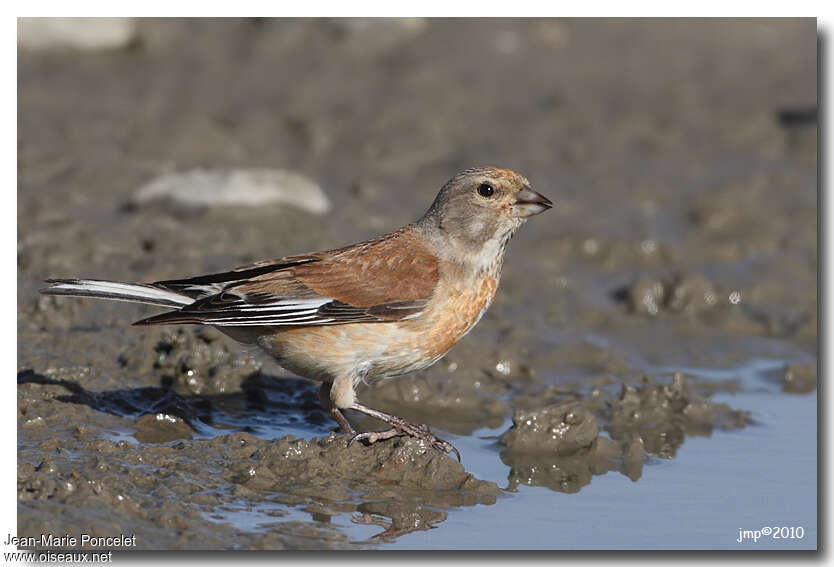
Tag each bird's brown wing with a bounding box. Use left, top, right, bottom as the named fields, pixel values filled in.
left=134, top=227, right=438, bottom=327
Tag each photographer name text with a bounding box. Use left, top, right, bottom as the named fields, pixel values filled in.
left=5, top=533, right=136, bottom=548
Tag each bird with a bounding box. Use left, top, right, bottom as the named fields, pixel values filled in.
left=40, top=167, right=552, bottom=460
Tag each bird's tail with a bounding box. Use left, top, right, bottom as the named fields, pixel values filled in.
left=40, top=279, right=193, bottom=309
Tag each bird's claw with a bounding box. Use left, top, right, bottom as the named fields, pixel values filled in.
left=434, top=439, right=462, bottom=462
left=347, top=429, right=398, bottom=447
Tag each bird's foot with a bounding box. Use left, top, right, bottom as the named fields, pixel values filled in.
left=346, top=403, right=461, bottom=461
left=349, top=426, right=461, bottom=462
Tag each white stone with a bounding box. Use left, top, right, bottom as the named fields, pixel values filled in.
left=132, top=168, right=331, bottom=215
left=18, top=18, right=137, bottom=51
left=331, top=18, right=427, bottom=55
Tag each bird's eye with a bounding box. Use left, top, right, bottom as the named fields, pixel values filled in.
left=477, top=183, right=495, bottom=198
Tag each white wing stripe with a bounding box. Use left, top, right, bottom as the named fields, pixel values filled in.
left=225, top=307, right=320, bottom=315
left=207, top=315, right=333, bottom=326
left=231, top=306, right=322, bottom=313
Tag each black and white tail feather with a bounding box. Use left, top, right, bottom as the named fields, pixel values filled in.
left=41, top=279, right=193, bottom=309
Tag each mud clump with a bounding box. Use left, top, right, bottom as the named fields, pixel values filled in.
left=666, top=274, right=720, bottom=314
left=615, top=266, right=815, bottom=343
left=618, top=273, right=719, bottom=318
left=133, top=413, right=193, bottom=443
left=625, top=277, right=666, bottom=316
left=499, top=402, right=646, bottom=493
left=781, top=363, right=816, bottom=394
left=500, top=403, right=599, bottom=455
left=230, top=433, right=498, bottom=505
left=600, top=373, right=750, bottom=458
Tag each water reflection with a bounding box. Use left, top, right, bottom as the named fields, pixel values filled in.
left=502, top=437, right=644, bottom=494
left=352, top=502, right=447, bottom=541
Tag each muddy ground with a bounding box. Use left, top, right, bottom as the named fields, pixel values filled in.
left=17, top=18, right=816, bottom=549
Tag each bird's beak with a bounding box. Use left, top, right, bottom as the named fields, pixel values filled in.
left=514, top=186, right=553, bottom=217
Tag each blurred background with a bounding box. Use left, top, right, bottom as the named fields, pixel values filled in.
left=17, top=18, right=817, bottom=549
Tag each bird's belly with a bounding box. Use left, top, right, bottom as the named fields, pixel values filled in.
left=256, top=323, right=436, bottom=382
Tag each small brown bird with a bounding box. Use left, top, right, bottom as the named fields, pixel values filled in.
left=41, top=167, right=552, bottom=459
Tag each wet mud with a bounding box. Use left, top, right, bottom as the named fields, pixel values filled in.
left=17, top=18, right=816, bottom=549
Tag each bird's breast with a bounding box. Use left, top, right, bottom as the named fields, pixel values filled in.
left=412, top=272, right=499, bottom=361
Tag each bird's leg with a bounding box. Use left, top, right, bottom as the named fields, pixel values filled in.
left=318, top=382, right=356, bottom=436
left=347, top=402, right=461, bottom=461
left=330, top=408, right=356, bottom=436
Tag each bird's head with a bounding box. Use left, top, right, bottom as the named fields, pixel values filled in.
left=418, top=167, right=552, bottom=265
